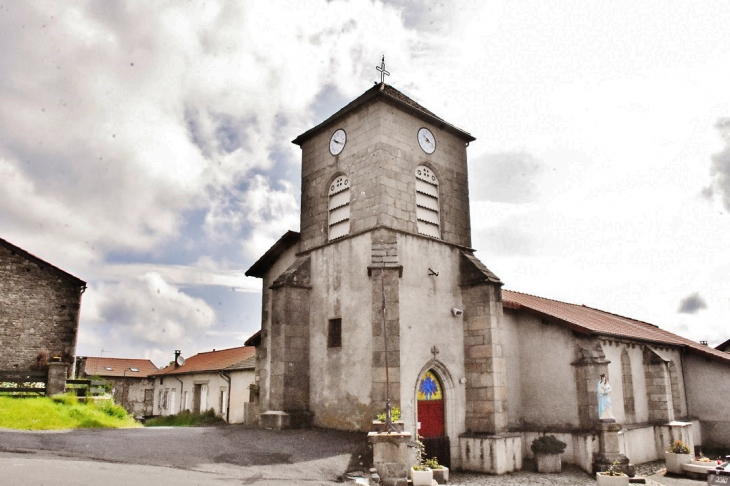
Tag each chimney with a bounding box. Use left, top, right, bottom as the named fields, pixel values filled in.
left=174, top=350, right=181, bottom=368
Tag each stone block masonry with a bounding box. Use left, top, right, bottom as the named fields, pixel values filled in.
left=0, top=239, right=85, bottom=371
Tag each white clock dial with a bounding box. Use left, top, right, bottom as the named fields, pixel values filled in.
left=418, top=127, right=436, bottom=154
left=329, top=129, right=347, bottom=156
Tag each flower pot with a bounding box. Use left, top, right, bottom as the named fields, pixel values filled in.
left=432, top=466, right=449, bottom=484
left=535, top=453, right=562, bottom=473
left=596, top=473, right=629, bottom=486
left=665, top=452, right=692, bottom=474
left=411, top=467, right=433, bottom=486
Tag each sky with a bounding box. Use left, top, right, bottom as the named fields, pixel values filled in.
left=1, top=1, right=729, bottom=367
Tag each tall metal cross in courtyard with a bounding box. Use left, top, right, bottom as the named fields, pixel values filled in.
left=376, top=56, right=390, bottom=84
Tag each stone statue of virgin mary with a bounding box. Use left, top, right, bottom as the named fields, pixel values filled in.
left=597, top=373, right=615, bottom=420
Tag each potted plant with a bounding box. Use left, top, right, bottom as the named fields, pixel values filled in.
left=665, top=439, right=692, bottom=474
left=425, top=457, right=448, bottom=484
left=596, top=461, right=629, bottom=486
left=531, top=435, right=566, bottom=473
left=411, top=438, right=433, bottom=486
left=372, top=406, right=404, bottom=432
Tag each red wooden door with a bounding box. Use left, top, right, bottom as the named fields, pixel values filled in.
left=417, top=370, right=444, bottom=438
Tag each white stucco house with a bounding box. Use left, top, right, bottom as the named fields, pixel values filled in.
left=151, top=346, right=255, bottom=423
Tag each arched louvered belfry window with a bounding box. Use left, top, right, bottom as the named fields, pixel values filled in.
left=415, top=165, right=440, bottom=238
left=328, top=175, right=350, bottom=240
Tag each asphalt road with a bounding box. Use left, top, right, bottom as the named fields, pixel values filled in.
left=0, top=425, right=371, bottom=485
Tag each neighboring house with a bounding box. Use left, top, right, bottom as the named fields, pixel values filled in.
left=717, top=338, right=730, bottom=353
left=76, top=356, right=158, bottom=416
left=0, top=237, right=86, bottom=374
left=151, top=346, right=255, bottom=423
left=244, top=81, right=730, bottom=474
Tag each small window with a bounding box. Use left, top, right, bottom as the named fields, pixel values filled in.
left=129, top=368, right=139, bottom=372
left=105, top=366, right=113, bottom=371
left=328, top=318, right=342, bottom=348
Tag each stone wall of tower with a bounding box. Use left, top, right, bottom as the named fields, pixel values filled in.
left=298, top=97, right=472, bottom=253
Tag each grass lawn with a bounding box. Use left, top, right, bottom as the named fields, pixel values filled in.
left=144, top=409, right=225, bottom=427
left=0, top=394, right=141, bottom=430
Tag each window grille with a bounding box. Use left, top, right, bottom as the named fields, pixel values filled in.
left=329, top=176, right=350, bottom=240
left=415, top=166, right=440, bottom=238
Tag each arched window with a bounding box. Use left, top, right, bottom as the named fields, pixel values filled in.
left=620, top=349, right=635, bottom=418
left=328, top=175, right=350, bottom=241
left=415, top=165, right=440, bottom=238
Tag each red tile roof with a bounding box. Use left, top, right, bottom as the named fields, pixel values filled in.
left=153, top=346, right=255, bottom=376
left=82, top=357, right=158, bottom=378
left=503, top=290, right=730, bottom=364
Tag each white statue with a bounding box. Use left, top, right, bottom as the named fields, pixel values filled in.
left=597, top=373, right=614, bottom=420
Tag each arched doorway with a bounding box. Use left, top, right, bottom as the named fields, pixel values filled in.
left=417, top=369, right=450, bottom=467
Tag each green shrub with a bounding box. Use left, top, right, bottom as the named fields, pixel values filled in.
left=531, top=435, right=567, bottom=455
left=51, top=393, right=79, bottom=406
left=92, top=399, right=129, bottom=419
left=144, top=409, right=225, bottom=427
left=376, top=406, right=400, bottom=422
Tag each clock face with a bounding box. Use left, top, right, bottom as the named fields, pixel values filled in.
left=329, top=129, right=347, bottom=156
left=418, top=127, right=436, bottom=154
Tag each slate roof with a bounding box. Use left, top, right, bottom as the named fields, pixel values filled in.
left=153, top=346, right=255, bottom=376
left=245, top=230, right=300, bottom=278
left=503, top=290, right=730, bottom=364
left=82, top=357, right=158, bottom=378
left=716, top=338, right=730, bottom=352
left=0, top=236, right=85, bottom=286
left=224, top=355, right=256, bottom=372
left=291, top=83, right=476, bottom=146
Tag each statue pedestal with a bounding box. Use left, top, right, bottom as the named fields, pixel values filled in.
left=593, top=422, right=635, bottom=477
left=368, top=431, right=411, bottom=486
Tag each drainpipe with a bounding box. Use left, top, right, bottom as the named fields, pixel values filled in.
left=220, top=371, right=231, bottom=423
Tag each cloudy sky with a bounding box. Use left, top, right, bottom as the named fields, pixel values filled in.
left=2, top=1, right=729, bottom=366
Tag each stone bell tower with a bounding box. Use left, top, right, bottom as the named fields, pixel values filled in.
left=248, top=75, right=512, bottom=472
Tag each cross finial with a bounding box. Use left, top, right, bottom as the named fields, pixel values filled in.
left=376, top=55, right=390, bottom=84
left=431, top=345, right=439, bottom=360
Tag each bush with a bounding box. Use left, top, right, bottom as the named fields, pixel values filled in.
left=92, top=399, right=129, bottom=419
left=531, top=435, right=567, bottom=455
left=51, top=393, right=79, bottom=406
left=667, top=440, right=691, bottom=454
left=144, top=409, right=225, bottom=427
left=376, top=406, right=400, bottom=422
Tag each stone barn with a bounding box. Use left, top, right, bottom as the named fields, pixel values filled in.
left=0, top=237, right=85, bottom=373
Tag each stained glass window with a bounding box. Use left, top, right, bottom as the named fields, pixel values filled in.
left=417, top=370, right=442, bottom=401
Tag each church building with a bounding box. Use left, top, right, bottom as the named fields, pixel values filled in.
left=245, top=80, right=730, bottom=474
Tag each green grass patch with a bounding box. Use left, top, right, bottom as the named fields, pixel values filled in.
left=144, top=409, right=225, bottom=427
left=0, top=394, right=141, bottom=430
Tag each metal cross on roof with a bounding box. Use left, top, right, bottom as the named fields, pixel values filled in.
left=376, top=55, right=390, bottom=84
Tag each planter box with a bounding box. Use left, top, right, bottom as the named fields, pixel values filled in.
left=535, top=453, right=562, bottom=473
left=411, top=467, right=433, bottom=486
left=432, top=466, right=449, bottom=484
left=665, top=452, right=692, bottom=474
left=596, top=473, right=629, bottom=486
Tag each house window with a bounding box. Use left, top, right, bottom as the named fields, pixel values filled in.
left=415, top=165, right=440, bottom=238
left=219, top=389, right=228, bottom=416
left=328, top=318, right=342, bottom=348
left=329, top=176, right=350, bottom=240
